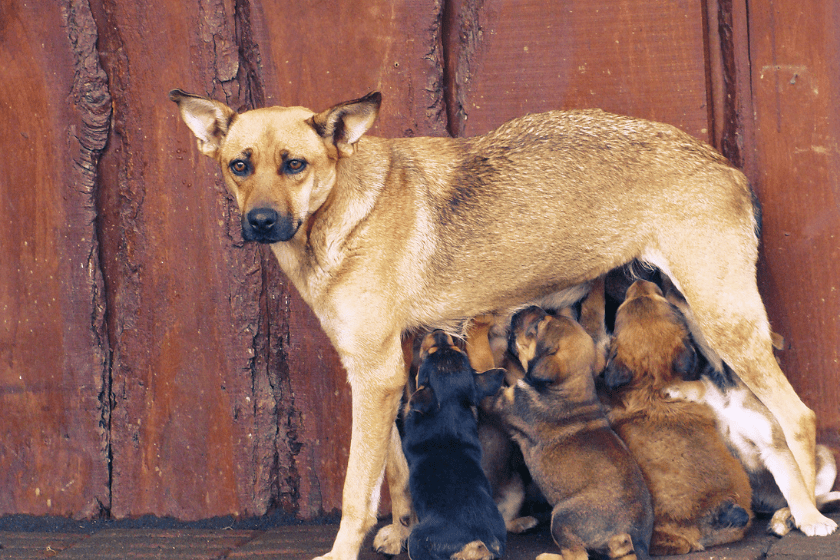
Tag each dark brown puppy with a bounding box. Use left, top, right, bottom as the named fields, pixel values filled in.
left=605, top=280, right=753, bottom=555
left=493, top=306, right=653, bottom=560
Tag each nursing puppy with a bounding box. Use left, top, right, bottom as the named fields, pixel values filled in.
left=605, top=280, right=753, bottom=554
left=493, top=306, right=653, bottom=560
left=403, top=330, right=507, bottom=560
left=659, top=283, right=840, bottom=536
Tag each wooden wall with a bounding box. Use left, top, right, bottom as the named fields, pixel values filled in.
left=0, top=0, right=837, bottom=521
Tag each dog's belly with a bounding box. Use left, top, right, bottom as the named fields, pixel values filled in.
left=411, top=282, right=593, bottom=335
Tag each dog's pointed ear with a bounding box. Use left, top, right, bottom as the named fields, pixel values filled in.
left=604, top=352, right=633, bottom=390
left=474, top=368, right=507, bottom=400
left=307, top=92, right=381, bottom=157
left=169, top=89, right=236, bottom=159
left=408, top=385, right=436, bottom=415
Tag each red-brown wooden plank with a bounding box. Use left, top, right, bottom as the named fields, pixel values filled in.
left=745, top=1, right=840, bottom=455
left=0, top=0, right=110, bottom=517
left=446, top=0, right=711, bottom=140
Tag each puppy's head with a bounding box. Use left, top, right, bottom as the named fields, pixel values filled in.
left=605, top=280, right=700, bottom=392
left=169, top=90, right=381, bottom=243
left=509, top=307, right=599, bottom=390
left=409, top=330, right=505, bottom=414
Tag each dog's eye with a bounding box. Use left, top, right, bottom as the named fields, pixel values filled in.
left=283, top=159, right=307, bottom=175
left=229, top=159, right=250, bottom=176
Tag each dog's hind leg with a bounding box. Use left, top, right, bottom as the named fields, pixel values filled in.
left=648, top=226, right=820, bottom=530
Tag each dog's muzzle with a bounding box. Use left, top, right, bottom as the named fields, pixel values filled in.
left=242, top=207, right=300, bottom=243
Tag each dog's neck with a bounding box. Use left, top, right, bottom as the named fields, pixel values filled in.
left=267, top=139, right=390, bottom=302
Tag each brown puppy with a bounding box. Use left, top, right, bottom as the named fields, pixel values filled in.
left=493, top=306, right=654, bottom=560
left=605, top=280, right=753, bottom=555
left=170, top=90, right=818, bottom=560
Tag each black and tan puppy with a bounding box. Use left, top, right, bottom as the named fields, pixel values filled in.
left=403, top=330, right=507, bottom=560
left=605, top=280, right=753, bottom=554
left=492, top=306, right=653, bottom=560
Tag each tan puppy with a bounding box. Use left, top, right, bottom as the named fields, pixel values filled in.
left=605, top=280, right=753, bottom=555
left=660, top=281, right=840, bottom=536
left=494, top=306, right=654, bottom=560
left=169, top=90, right=818, bottom=560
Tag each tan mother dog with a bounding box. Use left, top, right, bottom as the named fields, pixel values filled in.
left=169, top=90, right=822, bottom=560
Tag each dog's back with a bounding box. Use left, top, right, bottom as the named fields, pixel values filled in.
left=340, top=109, right=757, bottom=331
left=403, top=331, right=506, bottom=560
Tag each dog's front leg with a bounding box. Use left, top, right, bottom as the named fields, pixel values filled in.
left=317, top=347, right=406, bottom=560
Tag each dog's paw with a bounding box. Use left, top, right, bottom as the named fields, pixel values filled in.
left=768, top=507, right=795, bottom=537
left=506, top=515, right=538, bottom=534
left=796, top=510, right=838, bottom=537
left=372, top=522, right=409, bottom=556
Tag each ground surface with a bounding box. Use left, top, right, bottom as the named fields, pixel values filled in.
left=0, top=511, right=838, bottom=559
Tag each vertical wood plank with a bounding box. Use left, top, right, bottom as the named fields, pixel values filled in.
left=745, top=0, right=840, bottom=455
left=93, top=0, right=267, bottom=519
left=0, top=0, right=110, bottom=517
left=447, top=0, right=711, bottom=140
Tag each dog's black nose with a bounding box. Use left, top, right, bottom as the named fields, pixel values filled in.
left=247, top=208, right=278, bottom=233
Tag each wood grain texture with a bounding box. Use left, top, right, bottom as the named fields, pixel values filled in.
left=445, top=0, right=711, bottom=140
left=1, top=0, right=838, bottom=520
left=0, top=0, right=110, bottom=517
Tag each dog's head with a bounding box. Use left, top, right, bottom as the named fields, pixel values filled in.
left=605, top=280, right=701, bottom=392
left=508, top=306, right=599, bottom=390
left=169, top=90, right=381, bottom=243
left=409, top=330, right=505, bottom=415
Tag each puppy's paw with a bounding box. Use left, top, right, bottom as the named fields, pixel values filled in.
left=660, top=385, right=684, bottom=401
left=795, top=510, right=838, bottom=537
left=767, top=507, right=794, bottom=537
left=506, top=515, right=538, bottom=534
left=451, top=540, right=498, bottom=560
left=372, top=522, right=409, bottom=555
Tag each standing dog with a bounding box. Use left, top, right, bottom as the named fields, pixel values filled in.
left=605, top=280, right=753, bottom=554
left=403, top=330, right=506, bottom=560
left=170, top=89, right=821, bottom=560
left=494, top=306, right=653, bottom=560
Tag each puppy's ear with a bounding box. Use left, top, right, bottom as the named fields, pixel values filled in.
left=672, top=341, right=699, bottom=380
left=408, top=385, right=436, bottom=415
left=169, top=89, right=236, bottom=159
left=528, top=356, right=560, bottom=387
left=604, top=354, right=633, bottom=390
left=474, top=368, right=507, bottom=400
left=308, top=92, right=382, bottom=157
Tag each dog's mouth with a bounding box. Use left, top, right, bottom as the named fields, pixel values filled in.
left=242, top=208, right=300, bottom=243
